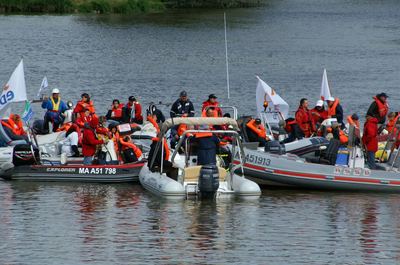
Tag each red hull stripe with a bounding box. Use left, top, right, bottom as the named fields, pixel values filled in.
left=241, top=161, right=400, bottom=186
left=32, top=162, right=145, bottom=169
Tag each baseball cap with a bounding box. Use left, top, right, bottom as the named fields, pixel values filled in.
left=180, top=90, right=187, bottom=97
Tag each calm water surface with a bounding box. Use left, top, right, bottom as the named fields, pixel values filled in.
left=1, top=0, right=400, bottom=264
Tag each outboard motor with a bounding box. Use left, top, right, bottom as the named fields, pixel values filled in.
left=12, top=144, right=40, bottom=166
left=198, top=165, right=219, bottom=198
left=265, top=140, right=286, bottom=155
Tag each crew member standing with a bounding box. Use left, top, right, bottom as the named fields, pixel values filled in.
left=41, top=88, right=68, bottom=132
left=327, top=96, right=344, bottom=129
left=362, top=116, right=383, bottom=170
left=170, top=90, right=195, bottom=118
left=82, top=116, right=106, bottom=165
left=295, top=98, right=316, bottom=137
left=201, top=94, right=222, bottom=117
left=367, top=92, right=389, bottom=125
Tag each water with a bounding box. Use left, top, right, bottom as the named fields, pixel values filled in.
left=1, top=0, right=400, bottom=263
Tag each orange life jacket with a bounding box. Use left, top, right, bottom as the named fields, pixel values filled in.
left=201, top=108, right=218, bottom=117
left=177, top=124, right=188, bottom=136
left=327, top=98, right=340, bottom=117
left=147, top=116, right=160, bottom=133
left=246, top=119, right=266, bottom=138
left=56, top=122, right=72, bottom=132
left=194, top=132, right=213, bottom=138
left=120, top=137, right=142, bottom=159
left=346, top=115, right=360, bottom=129
left=152, top=137, right=170, bottom=161
left=386, top=114, right=400, bottom=133
left=2, top=114, right=25, bottom=136
left=373, top=96, right=389, bottom=118
left=339, top=130, right=348, bottom=144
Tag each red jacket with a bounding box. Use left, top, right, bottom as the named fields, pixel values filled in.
left=295, top=107, right=315, bottom=137
left=125, top=102, right=143, bottom=123
left=82, top=118, right=104, bottom=156
left=310, top=108, right=328, bottom=125
left=362, top=117, right=379, bottom=152
left=73, top=100, right=95, bottom=117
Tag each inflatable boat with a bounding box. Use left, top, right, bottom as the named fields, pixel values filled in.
left=139, top=117, right=261, bottom=199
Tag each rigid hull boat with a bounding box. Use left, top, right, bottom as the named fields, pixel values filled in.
left=139, top=117, right=261, bottom=199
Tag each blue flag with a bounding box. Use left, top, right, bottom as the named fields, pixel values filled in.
left=22, top=100, right=34, bottom=123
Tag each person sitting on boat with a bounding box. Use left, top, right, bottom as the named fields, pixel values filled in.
left=123, top=96, right=143, bottom=124
left=202, top=94, right=222, bottom=117
left=311, top=100, right=328, bottom=129
left=295, top=98, right=316, bottom=137
left=281, top=118, right=304, bottom=144
left=326, top=96, right=344, bottom=129
left=1, top=113, right=29, bottom=142
left=119, top=135, right=143, bottom=163
left=41, top=88, right=68, bottom=132
left=73, top=93, right=95, bottom=119
left=246, top=118, right=269, bottom=147
left=147, top=104, right=165, bottom=125
left=362, top=116, right=384, bottom=170
left=75, top=108, right=92, bottom=129
left=82, top=116, right=107, bottom=165
left=367, top=92, right=389, bottom=125
left=331, top=122, right=348, bottom=145
left=96, top=116, right=109, bottom=136
left=385, top=112, right=399, bottom=134
left=345, top=113, right=361, bottom=138
left=195, top=129, right=220, bottom=166
left=106, top=99, right=124, bottom=124
left=61, top=124, right=80, bottom=157
left=170, top=90, right=195, bottom=118
left=56, top=101, right=75, bottom=132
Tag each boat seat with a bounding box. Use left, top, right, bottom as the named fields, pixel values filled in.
left=183, top=166, right=227, bottom=182
left=306, top=139, right=340, bottom=165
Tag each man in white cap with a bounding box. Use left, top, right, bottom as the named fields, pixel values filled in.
left=311, top=99, right=328, bottom=128
left=41, top=88, right=68, bottom=132
left=326, top=96, right=344, bottom=129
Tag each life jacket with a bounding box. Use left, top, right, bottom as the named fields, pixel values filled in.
left=201, top=108, right=218, bottom=117
left=201, top=101, right=221, bottom=117
left=295, top=107, right=315, bottom=137
left=177, top=124, right=188, bottom=136
left=56, top=122, right=72, bottom=132
left=246, top=119, right=266, bottom=138
left=152, top=137, right=170, bottom=161
left=311, top=108, right=328, bottom=124
left=386, top=114, right=400, bottom=134
left=284, top=119, right=297, bottom=133
left=1, top=114, right=25, bottom=136
left=373, top=96, right=389, bottom=118
left=110, top=104, right=124, bottom=118
left=346, top=115, right=360, bottom=129
left=339, top=130, right=348, bottom=144
left=126, top=101, right=143, bottom=122
left=147, top=116, right=160, bottom=133
left=75, top=100, right=95, bottom=116
left=194, top=132, right=213, bottom=138
left=119, top=137, right=142, bottom=159
left=327, top=98, right=340, bottom=117
left=50, top=96, right=61, bottom=112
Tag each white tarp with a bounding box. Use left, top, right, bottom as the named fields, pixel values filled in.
left=0, top=59, right=27, bottom=111
left=320, top=68, right=332, bottom=100
left=256, top=76, right=289, bottom=125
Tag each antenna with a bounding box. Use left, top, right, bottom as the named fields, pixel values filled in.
left=224, top=12, right=230, bottom=99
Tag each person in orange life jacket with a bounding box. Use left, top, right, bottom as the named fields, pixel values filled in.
left=385, top=112, right=399, bottom=134
left=41, top=88, right=68, bottom=133
left=95, top=116, right=109, bottom=136
left=123, top=96, right=143, bottom=124
left=73, top=93, right=95, bottom=119
left=120, top=135, right=143, bottom=163
left=1, top=114, right=29, bottom=142
left=326, top=96, right=344, bottom=129
left=281, top=118, right=304, bottom=144
left=295, top=98, right=316, bottom=137
left=195, top=126, right=220, bottom=166
left=331, top=122, right=348, bottom=145
left=246, top=118, right=269, bottom=147
left=147, top=104, right=165, bottom=125
left=75, top=108, right=92, bottom=129
left=82, top=116, right=107, bottom=165
left=202, top=94, right=222, bottom=117
left=311, top=100, right=328, bottom=128
left=345, top=113, right=361, bottom=138
left=362, top=116, right=384, bottom=170
left=106, top=99, right=124, bottom=123
left=367, top=92, right=389, bottom=124
left=170, top=90, right=195, bottom=118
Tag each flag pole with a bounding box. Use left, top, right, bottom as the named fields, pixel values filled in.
left=224, top=12, right=230, bottom=99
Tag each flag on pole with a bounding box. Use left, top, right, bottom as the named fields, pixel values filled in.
left=36, top=76, right=48, bottom=98
left=21, top=100, right=34, bottom=123
left=0, top=59, right=27, bottom=111
left=320, top=68, right=332, bottom=100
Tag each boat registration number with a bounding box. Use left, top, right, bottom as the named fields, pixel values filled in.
left=78, top=168, right=117, bottom=174
left=245, top=154, right=271, bottom=167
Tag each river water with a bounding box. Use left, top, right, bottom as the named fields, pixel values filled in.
left=1, top=0, right=400, bottom=264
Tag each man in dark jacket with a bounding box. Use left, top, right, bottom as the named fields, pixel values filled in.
left=196, top=132, right=220, bottom=166
left=170, top=90, right=195, bottom=118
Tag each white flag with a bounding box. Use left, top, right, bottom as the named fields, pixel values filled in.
left=0, top=59, right=27, bottom=111
left=36, top=76, right=48, bottom=98
left=320, top=68, right=332, bottom=100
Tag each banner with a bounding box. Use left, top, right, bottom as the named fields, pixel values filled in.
left=36, top=76, right=48, bottom=98
left=256, top=76, right=289, bottom=126
left=320, top=68, right=332, bottom=100
left=22, top=100, right=34, bottom=123
left=0, top=59, right=27, bottom=111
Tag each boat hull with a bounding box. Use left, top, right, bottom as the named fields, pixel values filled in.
left=1, top=162, right=145, bottom=183
left=237, top=148, right=400, bottom=192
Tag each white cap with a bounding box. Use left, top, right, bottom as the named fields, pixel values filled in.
left=327, top=96, right=335, bottom=101
left=316, top=100, right=324, bottom=107
left=52, top=88, right=60, bottom=94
